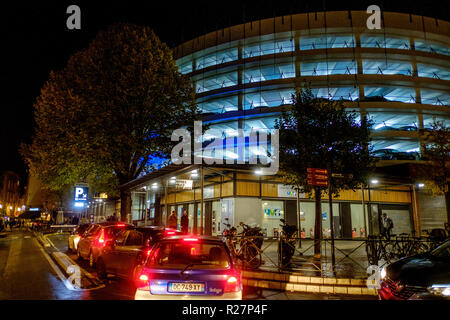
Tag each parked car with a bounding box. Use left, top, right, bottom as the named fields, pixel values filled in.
left=77, top=222, right=134, bottom=267
left=96, top=226, right=183, bottom=282
left=378, top=240, right=450, bottom=300
left=376, top=126, right=398, bottom=131
left=395, top=151, right=420, bottom=160
left=134, top=235, right=242, bottom=300
left=373, top=149, right=397, bottom=160
left=398, top=126, right=418, bottom=131
left=68, top=224, right=91, bottom=253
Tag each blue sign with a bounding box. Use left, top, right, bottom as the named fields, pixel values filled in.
left=264, top=208, right=282, bottom=218
left=322, top=212, right=327, bottom=220
left=74, top=186, right=88, bottom=202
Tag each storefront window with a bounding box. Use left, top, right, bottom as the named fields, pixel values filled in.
left=262, top=201, right=284, bottom=237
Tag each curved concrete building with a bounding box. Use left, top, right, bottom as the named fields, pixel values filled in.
left=173, top=11, right=449, bottom=161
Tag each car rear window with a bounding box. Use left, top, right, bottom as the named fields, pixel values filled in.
left=147, top=241, right=230, bottom=270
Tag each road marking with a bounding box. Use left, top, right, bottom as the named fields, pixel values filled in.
left=34, top=238, right=104, bottom=291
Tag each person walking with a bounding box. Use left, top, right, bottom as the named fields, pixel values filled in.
left=168, top=210, right=178, bottom=229
left=381, top=212, right=394, bottom=240
left=181, top=210, right=189, bottom=234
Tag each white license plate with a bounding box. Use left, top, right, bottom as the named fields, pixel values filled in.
left=169, top=282, right=205, bottom=293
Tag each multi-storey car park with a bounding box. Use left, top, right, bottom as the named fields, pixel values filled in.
left=122, top=11, right=449, bottom=239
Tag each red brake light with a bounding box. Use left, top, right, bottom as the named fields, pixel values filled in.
left=97, top=229, right=106, bottom=246
left=116, top=224, right=126, bottom=227
left=146, top=249, right=152, bottom=256
left=224, top=275, right=240, bottom=293
left=183, top=238, right=198, bottom=242
left=139, top=274, right=149, bottom=282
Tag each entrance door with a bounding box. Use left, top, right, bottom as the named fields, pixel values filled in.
left=285, top=200, right=298, bottom=227
left=339, top=203, right=352, bottom=238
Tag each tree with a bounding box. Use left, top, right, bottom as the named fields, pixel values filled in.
left=22, top=23, right=201, bottom=221
left=275, top=86, right=375, bottom=257
left=421, top=120, right=450, bottom=224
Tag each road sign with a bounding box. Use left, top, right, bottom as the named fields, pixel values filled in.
left=307, top=168, right=328, bottom=175
left=307, top=168, right=328, bottom=186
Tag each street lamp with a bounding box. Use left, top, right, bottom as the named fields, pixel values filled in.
left=370, top=179, right=379, bottom=184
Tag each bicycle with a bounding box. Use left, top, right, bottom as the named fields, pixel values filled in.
left=222, top=220, right=264, bottom=269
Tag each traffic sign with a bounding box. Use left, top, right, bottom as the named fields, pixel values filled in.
left=307, top=168, right=328, bottom=175
left=308, top=173, right=328, bottom=180
left=308, top=180, right=328, bottom=187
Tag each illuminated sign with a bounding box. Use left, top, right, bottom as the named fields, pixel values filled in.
left=176, top=179, right=193, bottom=190
left=30, top=208, right=40, bottom=212
left=74, top=186, right=88, bottom=202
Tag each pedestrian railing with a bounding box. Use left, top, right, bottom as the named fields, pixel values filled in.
left=223, top=233, right=448, bottom=278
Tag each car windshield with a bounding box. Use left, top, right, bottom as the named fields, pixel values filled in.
left=430, top=240, right=450, bottom=258
left=147, top=241, right=230, bottom=270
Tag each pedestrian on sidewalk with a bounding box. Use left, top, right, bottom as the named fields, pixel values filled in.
left=381, top=212, right=394, bottom=240
left=181, top=210, right=189, bottom=234
left=168, top=210, right=178, bottom=229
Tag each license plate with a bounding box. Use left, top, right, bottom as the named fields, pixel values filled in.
left=168, top=282, right=205, bottom=293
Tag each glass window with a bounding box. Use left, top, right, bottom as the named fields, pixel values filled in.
left=423, top=114, right=450, bottom=129
left=371, top=139, right=421, bottom=156
left=417, top=63, right=450, bottom=80
left=368, top=112, right=418, bottom=130
left=364, top=86, right=416, bottom=103
left=243, top=37, right=295, bottom=58
left=414, top=40, right=450, bottom=56
left=194, top=70, right=238, bottom=93
left=362, top=60, right=412, bottom=75
left=197, top=95, right=239, bottom=113
left=310, top=87, right=359, bottom=101
left=420, top=89, right=450, bottom=106
left=301, top=60, right=356, bottom=76
left=262, top=201, right=284, bottom=237
left=243, top=88, right=295, bottom=110
left=125, top=231, right=143, bottom=246
left=196, top=47, right=239, bottom=70
left=147, top=241, right=231, bottom=269
left=115, top=230, right=129, bottom=245
left=300, top=35, right=355, bottom=50
left=243, top=62, right=295, bottom=83
left=360, top=35, right=410, bottom=49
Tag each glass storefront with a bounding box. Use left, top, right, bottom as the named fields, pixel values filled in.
left=262, top=200, right=284, bottom=237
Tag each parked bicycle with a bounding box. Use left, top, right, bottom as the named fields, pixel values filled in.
left=278, top=219, right=298, bottom=268
left=222, top=219, right=264, bottom=269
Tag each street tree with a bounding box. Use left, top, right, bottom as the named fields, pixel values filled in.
left=22, top=23, right=200, bottom=221
left=275, top=86, right=375, bottom=256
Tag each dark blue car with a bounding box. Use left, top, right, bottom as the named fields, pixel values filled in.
left=134, top=235, right=242, bottom=300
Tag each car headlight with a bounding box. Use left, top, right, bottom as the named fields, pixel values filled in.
left=428, top=284, right=450, bottom=297
left=380, top=267, right=387, bottom=280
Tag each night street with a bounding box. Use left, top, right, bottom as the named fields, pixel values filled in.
left=0, top=230, right=375, bottom=300
left=0, top=1, right=448, bottom=312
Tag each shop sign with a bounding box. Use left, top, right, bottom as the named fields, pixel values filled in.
left=264, top=208, right=282, bottom=218
left=277, top=184, right=306, bottom=198
left=322, top=212, right=327, bottom=220
left=176, top=179, right=193, bottom=190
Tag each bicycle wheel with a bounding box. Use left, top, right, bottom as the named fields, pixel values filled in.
left=242, top=242, right=262, bottom=269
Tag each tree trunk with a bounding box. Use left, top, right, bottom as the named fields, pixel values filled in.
left=445, top=182, right=450, bottom=224
left=120, top=189, right=131, bottom=222
left=314, top=187, right=322, bottom=257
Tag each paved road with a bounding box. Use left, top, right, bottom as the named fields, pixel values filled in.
left=0, top=230, right=375, bottom=300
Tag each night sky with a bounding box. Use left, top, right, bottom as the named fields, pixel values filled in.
left=0, top=0, right=447, bottom=189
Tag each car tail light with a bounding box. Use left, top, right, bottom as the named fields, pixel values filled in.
left=96, top=229, right=106, bottom=247
left=183, top=238, right=198, bottom=242
left=146, top=248, right=152, bottom=256
left=224, top=275, right=240, bottom=293
left=136, top=272, right=151, bottom=287
left=116, top=223, right=126, bottom=227
left=165, top=228, right=177, bottom=236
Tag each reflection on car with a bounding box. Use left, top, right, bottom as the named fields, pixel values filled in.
left=68, top=224, right=91, bottom=253
left=96, top=226, right=182, bottom=282
left=379, top=240, right=450, bottom=300
left=77, top=222, right=134, bottom=267
left=134, top=235, right=242, bottom=300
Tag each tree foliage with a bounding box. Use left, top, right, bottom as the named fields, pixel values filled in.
left=275, top=86, right=375, bottom=254
left=22, top=23, right=200, bottom=218
left=275, top=86, right=376, bottom=194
